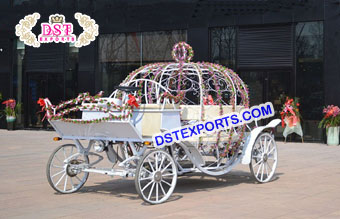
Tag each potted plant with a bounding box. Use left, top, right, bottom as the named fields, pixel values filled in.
left=2, top=99, right=20, bottom=130
left=280, top=97, right=303, bottom=142
left=318, top=105, right=340, bottom=146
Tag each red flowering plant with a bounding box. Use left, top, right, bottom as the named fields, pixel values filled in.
left=2, top=99, right=21, bottom=118
left=280, top=97, right=301, bottom=127
left=318, top=105, right=340, bottom=130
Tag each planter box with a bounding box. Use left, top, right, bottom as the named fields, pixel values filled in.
left=6, top=121, right=15, bottom=131
left=327, top=127, right=339, bottom=146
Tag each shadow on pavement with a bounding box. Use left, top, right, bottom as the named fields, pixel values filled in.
left=75, top=170, right=283, bottom=204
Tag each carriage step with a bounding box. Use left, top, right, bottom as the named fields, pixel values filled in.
left=182, top=141, right=205, bottom=166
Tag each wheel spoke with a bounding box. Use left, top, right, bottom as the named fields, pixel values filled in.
left=159, top=182, right=166, bottom=195
left=161, top=179, right=171, bottom=187
left=159, top=155, right=165, bottom=171
left=148, top=158, right=155, bottom=172
left=156, top=183, right=159, bottom=202
left=252, top=155, right=262, bottom=159
left=55, top=172, right=66, bottom=187
left=54, top=154, right=63, bottom=164
left=261, top=163, right=264, bottom=181
left=142, top=180, right=153, bottom=192
left=148, top=182, right=155, bottom=200
left=256, top=163, right=262, bottom=178
left=64, top=175, right=68, bottom=191
left=140, top=176, right=153, bottom=181
left=70, top=177, right=75, bottom=190
left=51, top=164, right=64, bottom=169
left=253, top=159, right=263, bottom=168
left=260, top=139, right=264, bottom=153
left=75, top=175, right=83, bottom=183
left=268, top=146, right=275, bottom=155
left=265, top=163, right=269, bottom=177
left=266, top=145, right=271, bottom=154
left=63, top=147, right=67, bottom=159
left=51, top=169, right=65, bottom=178
left=267, top=162, right=273, bottom=171
left=266, top=139, right=273, bottom=153
left=162, top=173, right=174, bottom=177
left=161, top=162, right=172, bottom=173
left=142, top=167, right=152, bottom=175
left=154, top=153, right=158, bottom=170
left=264, top=137, right=267, bottom=153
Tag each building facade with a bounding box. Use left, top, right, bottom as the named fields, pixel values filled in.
left=0, top=0, right=339, bottom=142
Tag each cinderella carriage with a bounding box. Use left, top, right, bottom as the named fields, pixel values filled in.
left=42, top=42, right=280, bottom=204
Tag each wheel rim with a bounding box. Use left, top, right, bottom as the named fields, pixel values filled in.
left=137, top=150, right=177, bottom=204
left=48, top=145, right=88, bottom=193
left=251, top=133, right=277, bottom=183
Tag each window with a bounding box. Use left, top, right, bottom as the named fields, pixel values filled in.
left=99, top=30, right=187, bottom=94
left=99, top=33, right=142, bottom=94
left=296, top=21, right=324, bottom=141
left=142, top=30, right=187, bottom=63
left=210, top=27, right=236, bottom=69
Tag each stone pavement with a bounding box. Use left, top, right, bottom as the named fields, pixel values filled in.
left=0, top=130, right=339, bottom=219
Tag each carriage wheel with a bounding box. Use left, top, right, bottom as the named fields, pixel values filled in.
left=46, top=144, right=89, bottom=194
left=135, top=150, right=177, bottom=204
left=249, top=132, right=278, bottom=183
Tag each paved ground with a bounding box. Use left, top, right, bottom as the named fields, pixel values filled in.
left=0, top=130, right=339, bottom=219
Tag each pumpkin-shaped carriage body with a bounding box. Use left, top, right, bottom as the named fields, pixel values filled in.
left=45, top=42, right=280, bottom=204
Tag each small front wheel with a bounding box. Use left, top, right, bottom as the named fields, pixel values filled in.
left=249, top=133, right=278, bottom=183
left=135, top=150, right=177, bottom=204
left=46, top=144, right=89, bottom=194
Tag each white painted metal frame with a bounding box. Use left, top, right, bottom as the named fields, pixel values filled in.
left=45, top=47, right=281, bottom=204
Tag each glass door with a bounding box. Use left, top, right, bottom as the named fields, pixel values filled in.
left=239, top=70, right=292, bottom=132
left=266, top=71, right=292, bottom=116
left=238, top=71, right=265, bottom=106
left=25, top=72, right=64, bottom=128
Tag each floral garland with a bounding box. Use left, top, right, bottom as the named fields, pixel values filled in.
left=210, top=63, right=249, bottom=157
left=161, top=91, right=185, bottom=103
left=193, top=63, right=206, bottom=122
left=171, top=42, right=194, bottom=63
left=38, top=92, right=139, bottom=124
left=177, top=60, right=184, bottom=91
left=188, top=62, right=250, bottom=158
left=204, top=63, right=224, bottom=148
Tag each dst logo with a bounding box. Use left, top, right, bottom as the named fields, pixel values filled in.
left=15, top=13, right=99, bottom=48
left=38, top=14, right=76, bottom=43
